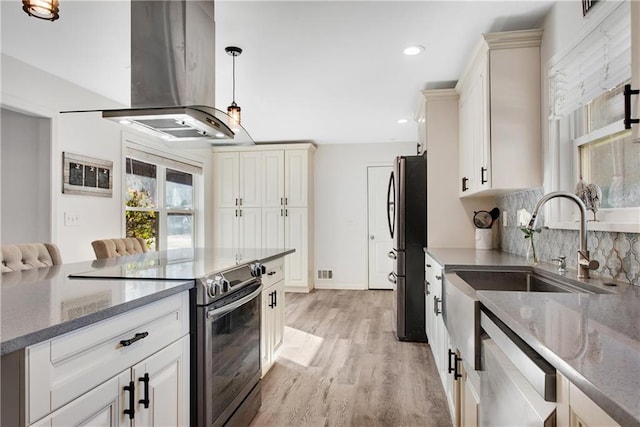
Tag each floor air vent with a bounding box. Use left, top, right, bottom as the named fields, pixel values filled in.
left=317, top=269, right=333, bottom=279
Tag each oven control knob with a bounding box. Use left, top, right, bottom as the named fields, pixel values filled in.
left=220, top=278, right=230, bottom=293
left=207, top=275, right=225, bottom=298
left=250, top=262, right=265, bottom=278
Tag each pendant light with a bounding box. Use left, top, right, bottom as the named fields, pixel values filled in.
left=225, top=46, right=243, bottom=128
left=22, top=0, right=60, bottom=21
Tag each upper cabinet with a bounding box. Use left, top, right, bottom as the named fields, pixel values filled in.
left=212, top=152, right=263, bottom=208
left=456, top=29, right=543, bottom=197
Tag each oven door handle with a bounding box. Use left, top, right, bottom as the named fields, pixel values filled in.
left=206, top=284, right=263, bottom=319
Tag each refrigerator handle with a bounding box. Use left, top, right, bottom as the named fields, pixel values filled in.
left=386, top=171, right=395, bottom=239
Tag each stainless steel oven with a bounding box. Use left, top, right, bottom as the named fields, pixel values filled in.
left=195, top=262, right=264, bottom=427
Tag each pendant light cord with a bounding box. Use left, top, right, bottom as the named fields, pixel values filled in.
left=232, top=54, right=236, bottom=103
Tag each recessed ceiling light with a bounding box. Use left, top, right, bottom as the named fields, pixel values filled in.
left=403, top=45, right=425, bottom=56
left=397, top=119, right=409, bottom=124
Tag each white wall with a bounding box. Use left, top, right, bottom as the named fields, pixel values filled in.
left=1, top=108, right=51, bottom=244
left=314, top=141, right=415, bottom=290
left=1, top=55, right=126, bottom=262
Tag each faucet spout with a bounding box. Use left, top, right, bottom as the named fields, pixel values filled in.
left=528, top=191, right=598, bottom=278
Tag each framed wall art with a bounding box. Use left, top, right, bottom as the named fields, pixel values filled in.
left=62, top=152, right=113, bottom=197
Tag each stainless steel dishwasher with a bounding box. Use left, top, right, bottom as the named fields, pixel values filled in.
left=479, top=308, right=557, bottom=426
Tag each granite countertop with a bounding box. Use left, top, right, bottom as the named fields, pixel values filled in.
left=69, top=247, right=295, bottom=280
left=425, top=248, right=640, bottom=427
left=1, top=248, right=294, bottom=355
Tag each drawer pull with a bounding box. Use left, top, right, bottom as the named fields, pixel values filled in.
left=123, top=381, right=135, bottom=419
left=268, top=271, right=277, bottom=276
left=120, top=332, right=149, bottom=347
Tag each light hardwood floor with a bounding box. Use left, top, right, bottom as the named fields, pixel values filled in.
left=251, top=289, right=453, bottom=427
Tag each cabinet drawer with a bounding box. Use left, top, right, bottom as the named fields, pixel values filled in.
left=27, top=292, right=189, bottom=425
left=262, top=257, right=284, bottom=288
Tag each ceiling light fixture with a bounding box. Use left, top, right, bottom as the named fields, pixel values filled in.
left=403, top=45, right=425, bottom=56
left=225, top=46, right=243, bottom=128
left=22, top=0, right=60, bottom=21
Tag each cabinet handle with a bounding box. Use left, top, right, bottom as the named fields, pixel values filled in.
left=239, top=198, right=243, bottom=206
left=435, top=274, right=442, bottom=281
left=235, top=198, right=239, bottom=206
left=235, top=209, right=239, bottom=217
left=434, top=296, right=441, bottom=316
left=120, top=332, right=148, bottom=347
left=268, top=271, right=277, bottom=276
left=239, top=209, right=243, bottom=217
left=123, top=381, right=135, bottom=419
left=274, top=290, right=278, bottom=307
left=481, top=167, right=488, bottom=184
left=462, top=177, right=469, bottom=192
left=285, top=209, right=288, bottom=217
left=624, top=84, right=639, bottom=129
left=280, top=209, right=284, bottom=217
left=447, top=349, right=463, bottom=380
left=139, top=373, right=150, bottom=408
left=426, top=264, right=431, bottom=268
left=280, top=197, right=284, bottom=206
left=424, top=280, right=430, bottom=296
left=269, top=291, right=275, bottom=308
left=285, top=197, right=288, bottom=205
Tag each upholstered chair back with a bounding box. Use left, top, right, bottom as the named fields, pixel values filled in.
left=91, top=237, right=149, bottom=259
left=1, top=243, right=63, bottom=273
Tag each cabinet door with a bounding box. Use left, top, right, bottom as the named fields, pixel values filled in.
left=284, top=150, right=309, bottom=207
left=262, top=151, right=285, bottom=208
left=31, top=370, right=129, bottom=427
left=632, top=0, right=640, bottom=143
left=272, top=280, right=285, bottom=357
left=213, top=153, right=239, bottom=208
left=213, top=208, right=239, bottom=250
left=460, top=363, right=480, bottom=427
left=262, top=207, right=285, bottom=250
left=131, top=336, right=190, bottom=427
left=284, top=207, right=308, bottom=286
left=458, top=84, right=474, bottom=196
left=238, top=207, right=262, bottom=251
left=261, top=286, right=273, bottom=377
left=239, top=152, right=263, bottom=208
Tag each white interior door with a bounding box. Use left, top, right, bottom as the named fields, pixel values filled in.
left=367, top=166, right=393, bottom=290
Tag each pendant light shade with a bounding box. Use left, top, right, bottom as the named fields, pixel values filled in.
left=225, top=46, right=243, bottom=128
left=22, top=0, right=60, bottom=21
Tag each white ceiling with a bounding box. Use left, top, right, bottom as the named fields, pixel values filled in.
left=214, top=1, right=556, bottom=144
left=1, top=0, right=556, bottom=145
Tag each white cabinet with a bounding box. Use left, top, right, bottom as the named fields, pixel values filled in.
left=10, top=293, right=190, bottom=427
left=213, top=143, right=315, bottom=292
left=556, top=372, right=620, bottom=427
left=261, top=257, right=286, bottom=376
left=456, top=29, right=543, bottom=197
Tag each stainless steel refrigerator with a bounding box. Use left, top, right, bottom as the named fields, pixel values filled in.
left=386, top=155, right=427, bottom=342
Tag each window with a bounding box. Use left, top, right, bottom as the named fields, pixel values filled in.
left=124, top=147, right=201, bottom=250
left=546, top=1, right=638, bottom=231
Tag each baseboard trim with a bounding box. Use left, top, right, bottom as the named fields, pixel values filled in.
left=284, top=285, right=311, bottom=293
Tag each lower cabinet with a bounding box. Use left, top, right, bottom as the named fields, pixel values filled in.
left=556, top=372, right=620, bottom=427
left=261, top=257, right=286, bottom=376
left=459, top=360, right=480, bottom=427
left=1, top=293, right=190, bottom=427
left=31, top=336, right=190, bottom=427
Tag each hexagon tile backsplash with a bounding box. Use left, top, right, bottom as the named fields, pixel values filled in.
left=496, top=187, right=640, bottom=286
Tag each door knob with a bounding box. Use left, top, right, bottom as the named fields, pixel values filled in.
left=370, top=235, right=375, bottom=240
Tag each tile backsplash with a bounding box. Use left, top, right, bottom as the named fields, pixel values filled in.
left=496, top=187, right=640, bottom=286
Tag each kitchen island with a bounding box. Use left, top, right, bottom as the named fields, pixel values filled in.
left=425, top=248, right=640, bottom=427
left=1, top=247, right=293, bottom=427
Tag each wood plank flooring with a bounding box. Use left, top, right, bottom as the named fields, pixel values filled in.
left=251, top=289, right=453, bottom=427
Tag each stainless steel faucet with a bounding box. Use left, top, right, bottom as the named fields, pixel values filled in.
left=527, top=191, right=599, bottom=278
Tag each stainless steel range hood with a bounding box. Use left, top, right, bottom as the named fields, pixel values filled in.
left=102, top=0, right=253, bottom=147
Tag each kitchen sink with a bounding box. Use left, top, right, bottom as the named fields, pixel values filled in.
left=455, top=270, right=612, bottom=294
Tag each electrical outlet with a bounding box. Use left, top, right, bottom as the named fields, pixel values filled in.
left=503, top=211, right=508, bottom=227
left=64, top=212, right=80, bottom=227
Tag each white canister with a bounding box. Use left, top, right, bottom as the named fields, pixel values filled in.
left=475, top=229, right=493, bottom=250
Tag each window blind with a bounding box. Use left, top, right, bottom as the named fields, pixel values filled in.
left=125, top=146, right=203, bottom=176
left=549, top=1, right=631, bottom=118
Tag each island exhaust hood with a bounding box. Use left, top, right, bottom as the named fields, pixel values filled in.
left=102, top=1, right=253, bottom=147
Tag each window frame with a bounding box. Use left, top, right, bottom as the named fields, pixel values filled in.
left=122, top=134, right=204, bottom=251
